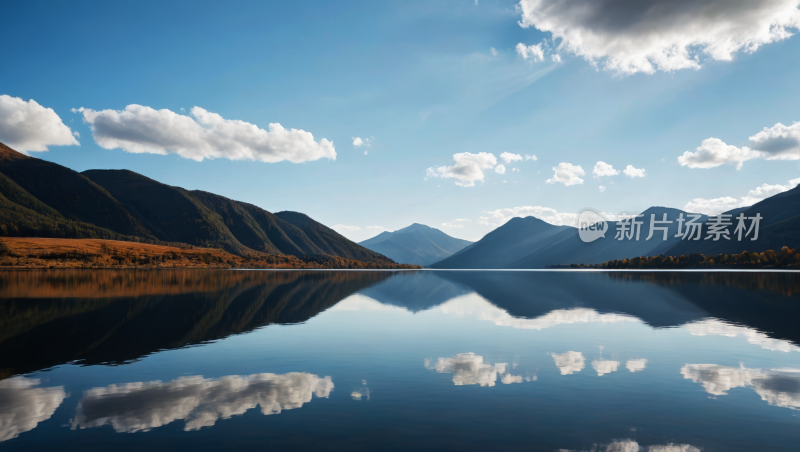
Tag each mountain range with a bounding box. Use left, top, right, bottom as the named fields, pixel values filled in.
left=359, top=223, right=473, bottom=266
left=0, top=142, right=392, bottom=264
left=431, top=187, right=800, bottom=269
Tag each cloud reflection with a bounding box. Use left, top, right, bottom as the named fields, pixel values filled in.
left=683, top=319, right=800, bottom=353
left=438, top=294, right=641, bottom=331
left=425, top=353, right=534, bottom=387
left=552, top=351, right=585, bottom=375
left=625, top=359, right=648, bottom=373
left=592, top=359, right=620, bottom=376
left=681, top=364, right=800, bottom=409
left=596, top=439, right=701, bottom=452
left=70, top=372, right=333, bottom=433
left=0, top=377, right=67, bottom=442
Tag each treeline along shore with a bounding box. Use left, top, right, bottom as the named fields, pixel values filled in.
left=0, top=238, right=422, bottom=269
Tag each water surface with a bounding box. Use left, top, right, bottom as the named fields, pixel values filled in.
left=1, top=269, right=799, bottom=451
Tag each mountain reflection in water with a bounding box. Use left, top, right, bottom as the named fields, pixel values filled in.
left=1, top=269, right=800, bottom=451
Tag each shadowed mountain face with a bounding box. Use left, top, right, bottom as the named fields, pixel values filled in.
left=359, top=224, right=473, bottom=266
left=666, top=185, right=800, bottom=256
left=0, top=143, right=153, bottom=239
left=275, top=211, right=394, bottom=264
left=0, top=270, right=397, bottom=379
left=0, top=142, right=393, bottom=263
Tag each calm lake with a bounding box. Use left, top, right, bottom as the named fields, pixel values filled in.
left=1, top=269, right=799, bottom=451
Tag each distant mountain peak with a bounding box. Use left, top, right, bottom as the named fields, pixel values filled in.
left=359, top=222, right=473, bottom=266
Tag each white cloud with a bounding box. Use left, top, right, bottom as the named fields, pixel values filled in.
left=426, top=152, right=497, bottom=187
left=592, top=359, right=620, bottom=376
left=332, top=224, right=361, bottom=232
left=71, top=372, right=333, bottom=433
left=626, top=358, right=648, bottom=373
left=623, top=164, right=646, bottom=178
left=478, top=205, right=609, bottom=227
left=490, top=47, right=498, bottom=56
left=0, top=377, right=67, bottom=442
left=501, top=374, right=525, bottom=384
left=599, top=185, right=606, bottom=192
left=494, top=164, right=506, bottom=174
left=352, top=136, right=373, bottom=148
left=512, top=168, right=520, bottom=172
left=517, top=0, right=800, bottom=75
left=679, top=121, right=800, bottom=170
left=551, top=54, right=562, bottom=63
left=683, top=177, right=800, bottom=214
left=682, top=364, right=800, bottom=410
left=747, top=121, right=800, bottom=159
left=366, top=225, right=386, bottom=230
left=552, top=351, right=585, bottom=375
left=678, top=138, right=763, bottom=170
left=0, top=95, right=79, bottom=152
left=525, top=154, right=537, bottom=160
left=516, top=42, right=545, bottom=61
left=593, top=161, right=619, bottom=177
left=546, top=162, right=585, bottom=186
left=425, top=353, right=508, bottom=387
left=75, top=104, right=335, bottom=163
left=500, top=152, right=523, bottom=164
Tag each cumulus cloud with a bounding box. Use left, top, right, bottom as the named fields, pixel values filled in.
left=682, top=364, right=800, bottom=410
left=0, top=377, right=68, bottom=442
left=425, top=353, right=509, bottom=387
left=525, top=154, right=537, bottom=160
left=495, top=164, right=506, bottom=174
left=683, top=177, right=800, bottom=214
left=516, top=42, right=545, bottom=61
left=592, top=359, right=620, bottom=376
left=500, top=152, right=523, bottom=164
left=551, top=54, right=562, bottom=63
left=683, top=319, right=800, bottom=353
left=352, top=136, right=373, bottom=148
left=623, top=165, right=646, bottom=178
left=426, top=152, right=497, bottom=187
left=593, top=161, right=619, bottom=177
left=74, top=104, right=335, bottom=163
left=546, top=162, right=585, bottom=186
left=512, top=168, right=520, bottom=172
left=599, top=185, right=606, bottom=192
left=332, top=224, right=361, bottom=232
left=71, top=372, right=333, bottom=433
left=678, top=138, right=763, bottom=170
left=679, top=121, right=800, bottom=170
left=626, top=358, right=648, bottom=373
left=517, top=0, right=800, bottom=75
left=0, top=95, right=79, bottom=152
left=551, top=351, right=585, bottom=375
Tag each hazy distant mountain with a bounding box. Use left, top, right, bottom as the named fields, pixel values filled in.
left=431, top=207, right=709, bottom=269
left=0, top=142, right=394, bottom=264
left=359, top=223, right=473, bottom=266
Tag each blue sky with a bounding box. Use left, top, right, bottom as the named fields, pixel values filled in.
left=1, top=0, right=799, bottom=242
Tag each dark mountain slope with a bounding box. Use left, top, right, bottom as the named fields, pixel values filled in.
left=359, top=223, right=473, bottom=266
left=430, top=216, right=573, bottom=269
left=0, top=172, right=133, bottom=240
left=510, top=207, right=707, bottom=268
left=276, top=211, right=393, bottom=264
left=665, top=185, right=800, bottom=256
left=83, top=170, right=249, bottom=254
left=0, top=143, right=153, bottom=238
